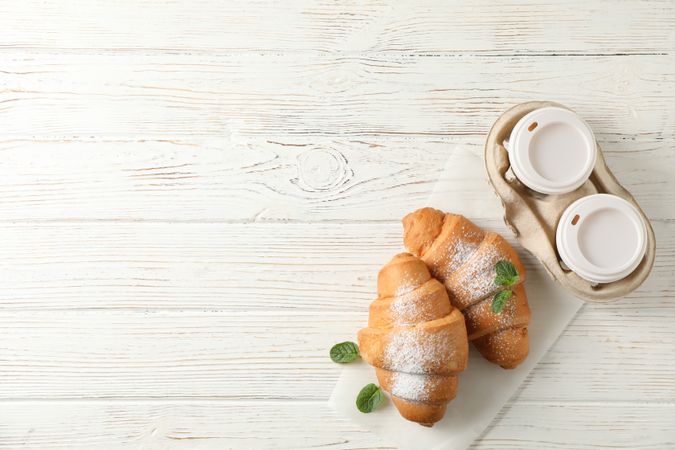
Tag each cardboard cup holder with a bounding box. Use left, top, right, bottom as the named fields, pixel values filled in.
left=484, top=101, right=656, bottom=302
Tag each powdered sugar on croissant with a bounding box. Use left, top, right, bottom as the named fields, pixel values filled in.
left=358, top=253, right=468, bottom=426
left=403, top=207, right=531, bottom=369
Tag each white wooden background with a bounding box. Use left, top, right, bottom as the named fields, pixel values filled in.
left=0, top=1, right=674, bottom=449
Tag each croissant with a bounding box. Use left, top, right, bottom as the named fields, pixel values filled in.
left=402, top=207, right=531, bottom=369
left=358, top=253, right=469, bottom=427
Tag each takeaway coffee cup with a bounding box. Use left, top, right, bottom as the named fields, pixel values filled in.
left=504, top=107, right=647, bottom=284
left=504, top=107, right=597, bottom=195
left=486, top=101, right=655, bottom=300
left=556, top=194, right=648, bottom=284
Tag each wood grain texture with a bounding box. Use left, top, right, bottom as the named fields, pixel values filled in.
left=1, top=401, right=674, bottom=450
left=0, top=0, right=673, bottom=55
left=1, top=54, right=674, bottom=138
left=0, top=135, right=672, bottom=222
left=1, top=306, right=673, bottom=403
left=1, top=0, right=674, bottom=448
left=0, top=221, right=672, bottom=312
left=0, top=401, right=393, bottom=450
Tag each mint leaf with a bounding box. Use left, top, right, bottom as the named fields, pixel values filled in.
left=356, top=383, right=385, bottom=413
left=330, top=341, right=359, bottom=363
left=491, top=289, right=513, bottom=314
left=494, top=260, right=519, bottom=287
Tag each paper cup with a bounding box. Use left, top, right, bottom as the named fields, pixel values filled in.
left=505, top=107, right=597, bottom=195
left=556, top=194, right=648, bottom=284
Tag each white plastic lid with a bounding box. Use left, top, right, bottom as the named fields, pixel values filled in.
left=505, top=107, right=597, bottom=195
left=556, top=194, right=647, bottom=284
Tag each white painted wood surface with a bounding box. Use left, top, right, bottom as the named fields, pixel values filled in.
left=0, top=1, right=673, bottom=449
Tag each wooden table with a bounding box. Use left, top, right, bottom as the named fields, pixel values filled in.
left=1, top=1, right=674, bottom=448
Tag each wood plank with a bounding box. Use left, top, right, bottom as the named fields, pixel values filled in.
left=0, top=0, right=673, bottom=54
left=1, top=54, right=674, bottom=137
left=1, top=400, right=674, bottom=450
left=0, top=137, right=448, bottom=223
left=0, top=401, right=393, bottom=450
left=0, top=310, right=348, bottom=400
left=0, top=221, right=671, bottom=311
left=1, top=276, right=673, bottom=402
left=0, top=134, right=672, bottom=222
left=1, top=222, right=671, bottom=402
left=475, top=402, right=675, bottom=450
left=0, top=2, right=672, bottom=448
